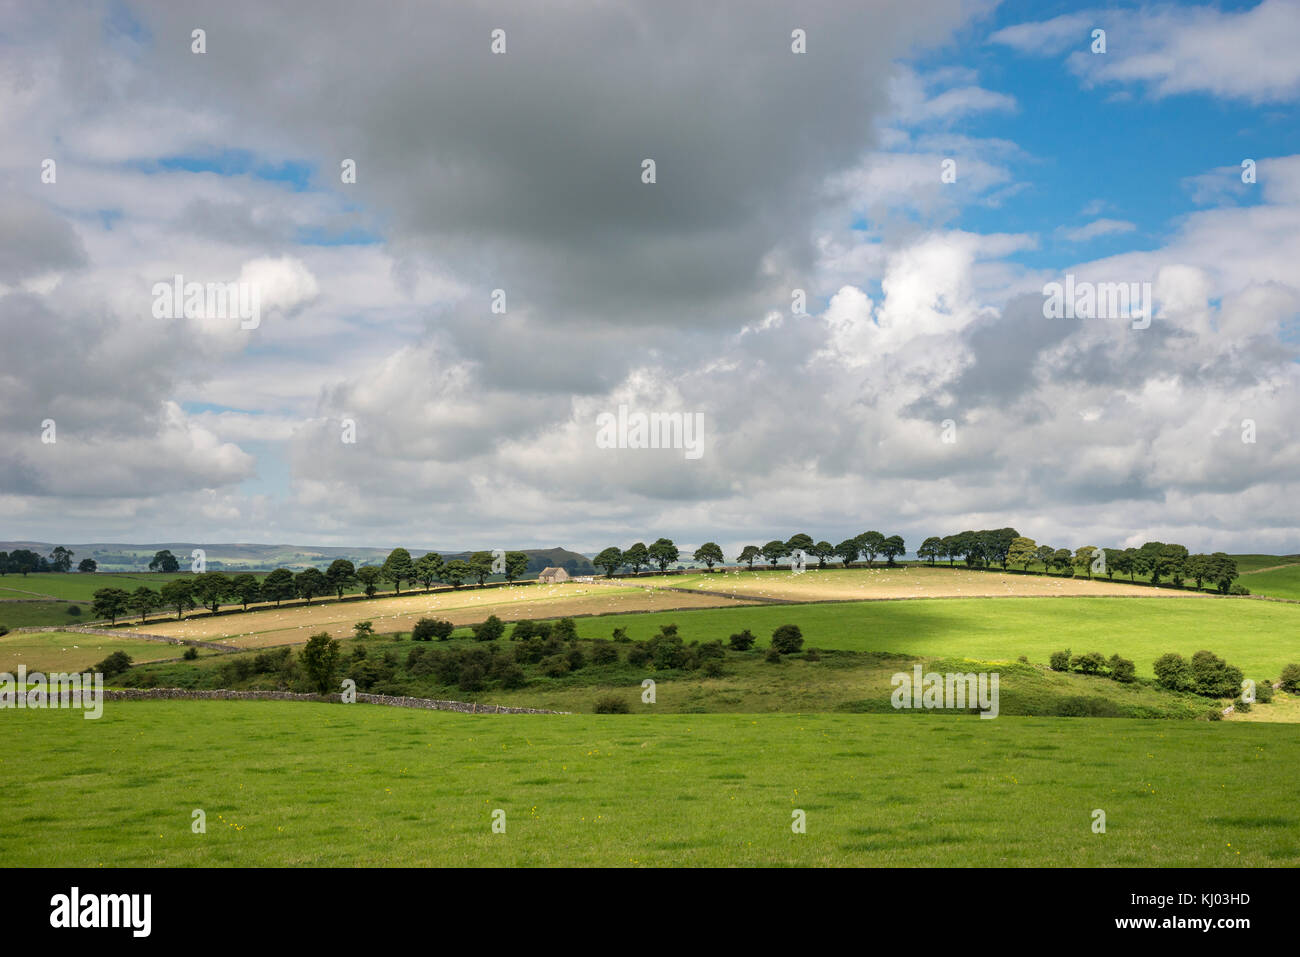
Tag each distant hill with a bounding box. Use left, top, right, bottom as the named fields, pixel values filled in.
left=0, top=542, right=594, bottom=576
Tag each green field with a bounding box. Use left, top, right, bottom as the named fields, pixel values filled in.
left=0, top=631, right=182, bottom=673
left=1239, top=563, right=1300, bottom=601
left=1, top=701, right=1294, bottom=866
left=530, top=597, right=1300, bottom=680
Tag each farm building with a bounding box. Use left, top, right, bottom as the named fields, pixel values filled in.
left=537, top=567, right=570, bottom=584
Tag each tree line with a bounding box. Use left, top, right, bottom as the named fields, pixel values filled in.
left=0, top=547, right=96, bottom=575
left=592, top=531, right=908, bottom=576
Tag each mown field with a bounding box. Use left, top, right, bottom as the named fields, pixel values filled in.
left=0, top=631, right=183, bottom=673
left=1, top=701, right=1294, bottom=867
left=1238, top=562, right=1300, bottom=600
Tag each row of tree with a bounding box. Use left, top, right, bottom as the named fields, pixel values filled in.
left=89, top=549, right=537, bottom=623
left=592, top=532, right=908, bottom=576
left=0, top=547, right=96, bottom=575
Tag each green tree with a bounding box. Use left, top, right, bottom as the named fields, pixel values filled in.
left=261, top=568, right=297, bottom=605
left=918, top=537, right=945, bottom=565
left=809, top=541, right=836, bottom=569
left=1209, top=553, right=1238, bottom=594
left=1007, top=537, right=1037, bottom=571
left=468, top=552, right=495, bottom=585
left=785, top=533, right=814, bottom=554
left=1050, top=549, right=1073, bottom=574
left=880, top=535, right=906, bottom=566
left=381, top=548, right=416, bottom=594
left=623, top=542, right=649, bottom=574
left=833, top=539, right=859, bottom=568
left=49, top=546, right=74, bottom=573
left=128, top=586, right=162, bottom=623
left=770, top=624, right=804, bottom=655
left=91, top=587, right=131, bottom=625
left=594, top=547, right=624, bottom=577
left=1073, top=546, right=1098, bottom=579
left=856, top=531, right=885, bottom=566
left=149, top=549, right=180, bottom=573
left=693, top=542, right=724, bottom=570
left=230, top=573, right=262, bottom=610
left=648, top=538, right=679, bottom=572
left=300, top=632, right=341, bottom=694
left=295, top=567, right=328, bottom=604
left=77, top=557, right=97, bottom=573
left=1153, top=653, right=1194, bottom=692
left=504, top=551, right=529, bottom=583
left=326, top=559, right=358, bottom=598
left=8, top=549, right=41, bottom=576
left=355, top=565, right=382, bottom=597
left=159, top=579, right=196, bottom=619
left=737, top=545, right=762, bottom=569
left=761, top=539, right=791, bottom=568
left=1113, top=548, right=1137, bottom=581
left=442, top=559, right=471, bottom=588
left=413, top=553, right=442, bottom=591
left=191, top=572, right=233, bottom=613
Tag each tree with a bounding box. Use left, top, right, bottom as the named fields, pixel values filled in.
left=761, top=539, right=791, bottom=568
left=1190, top=650, right=1243, bottom=698
left=810, top=541, right=836, bottom=569
left=857, top=531, right=885, bottom=567
left=300, top=632, right=341, bottom=694
left=409, top=553, right=441, bottom=592
left=880, top=535, right=906, bottom=566
left=737, top=545, right=762, bottom=569
left=149, top=549, right=180, bottom=573
left=1138, top=541, right=1187, bottom=586
left=355, top=566, right=382, bottom=598
left=159, top=579, right=196, bottom=619
left=1209, top=553, right=1238, bottom=594
left=91, top=587, right=131, bottom=625
left=468, top=552, right=495, bottom=585
left=623, top=542, right=649, bottom=574
left=0, top=551, right=8, bottom=575
left=693, top=542, right=724, bottom=570
left=918, top=537, right=944, bottom=565
left=648, top=538, right=679, bottom=572
left=231, top=573, right=262, bottom=610
left=441, top=559, right=471, bottom=588
left=261, top=568, right=297, bottom=606
left=128, top=586, right=162, bottom=623
left=49, top=546, right=74, bottom=573
left=381, top=548, right=416, bottom=594
left=770, top=624, right=804, bottom=655
left=1034, top=545, right=1055, bottom=572
left=1113, top=548, right=1137, bottom=581
left=594, top=547, right=624, bottom=578
left=9, top=549, right=40, bottom=576
left=1073, top=546, right=1098, bottom=579
left=504, top=551, right=529, bottom=583
left=1007, top=537, right=1037, bottom=571
left=1050, top=549, right=1073, bottom=574
left=473, top=614, right=506, bottom=642
left=326, top=559, right=358, bottom=598
left=295, top=567, right=328, bottom=604
left=77, top=558, right=97, bottom=574
left=833, top=539, right=859, bottom=568
left=191, top=572, right=233, bottom=614
left=940, top=535, right=959, bottom=566
left=1152, top=653, right=1194, bottom=692
left=785, top=533, right=814, bottom=554
left=1101, top=548, right=1121, bottom=581
left=981, top=528, right=1019, bottom=569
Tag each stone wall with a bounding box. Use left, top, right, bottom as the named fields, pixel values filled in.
left=101, top=687, right=568, bottom=714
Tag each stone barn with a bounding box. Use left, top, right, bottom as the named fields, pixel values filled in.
left=537, top=566, right=570, bottom=584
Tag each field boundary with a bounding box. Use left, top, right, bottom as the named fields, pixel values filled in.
left=101, top=687, right=567, bottom=714
left=12, top=625, right=242, bottom=652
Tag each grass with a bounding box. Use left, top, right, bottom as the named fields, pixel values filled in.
left=0, top=601, right=95, bottom=629
left=1238, top=564, right=1300, bottom=600
left=0, top=700, right=1294, bottom=866
left=537, top=596, right=1300, bottom=679
left=0, top=631, right=183, bottom=673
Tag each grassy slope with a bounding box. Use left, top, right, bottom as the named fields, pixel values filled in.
left=1238, top=564, right=1300, bottom=600
left=529, top=597, right=1300, bottom=679
left=1, top=701, right=1294, bottom=867
left=0, top=631, right=183, bottom=672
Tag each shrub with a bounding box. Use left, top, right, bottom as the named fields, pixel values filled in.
left=611, top=627, right=630, bottom=643
left=589, top=641, right=619, bottom=665
left=66, top=605, right=81, bottom=616
left=650, top=633, right=687, bottom=670
left=93, top=650, right=133, bottom=678
left=1234, top=697, right=1252, bottom=713
left=182, top=647, right=199, bottom=661
left=702, top=659, right=725, bottom=678
left=551, top=618, right=578, bottom=642
left=458, top=663, right=486, bottom=692
left=532, top=621, right=553, bottom=641
left=1071, top=651, right=1107, bottom=675
left=300, top=632, right=342, bottom=693
left=593, top=695, right=630, bottom=714
left=1280, top=664, right=1300, bottom=693
left=353, top=620, right=375, bottom=640
left=253, top=646, right=292, bottom=673
left=728, top=629, right=757, bottom=651
left=0, top=625, right=7, bottom=637
left=803, top=648, right=821, bottom=662
left=1206, top=708, right=1223, bottom=721
left=472, top=614, right=505, bottom=642
left=1190, top=650, right=1244, bottom=698
left=1108, top=655, right=1136, bottom=683
left=770, top=624, right=804, bottom=655
left=498, top=664, right=527, bottom=689
left=764, top=646, right=783, bottom=664
left=1049, top=650, right=1071, bottom=672
left=411, top=617, right=454, bottom=641
left=1229, top=583, right=1251, bottom=596
left=566, top=647, right=586, bottom=671
left=1253, top=680, right=1274, bottom=704
left=539, top=655, right=571, bottom=678
left=1052, top=695, right=1121, bottom=717
left=511, top=620, right=535, bottom=641
left=431, top=651, right=461, bottom=685
left=1153, top=653, right=1194, bottom=692
left=626, top=642, right=652, bottom=668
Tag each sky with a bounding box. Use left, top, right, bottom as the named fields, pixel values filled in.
left=2, top=0, right=1299, bottom=557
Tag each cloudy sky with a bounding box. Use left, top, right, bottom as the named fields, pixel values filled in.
left=3, top=0, right=1299, bottom=556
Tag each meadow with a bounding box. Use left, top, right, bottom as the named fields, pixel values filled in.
left=1, top=701, right=1294, bottom=867
left=0, top=630, right=183, bottom=673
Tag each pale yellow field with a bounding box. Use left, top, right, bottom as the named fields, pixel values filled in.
left=649, top=565, right=1210, bottom=602
left=123, top=582, right=758, bottom=648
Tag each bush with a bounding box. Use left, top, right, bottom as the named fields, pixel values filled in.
left=1153, top=653, right=1194, bottom=692
left=0, top=625, right=7, bottom=637
left=1190, top=650, right=1244, bottom=698
left=770, top=624, right=804, bottom=655
left=1280, top=664, right=1300, bottom=693
left=93, top=651, right=133, bottom=678
left=510, top=620, right=535, bottom=641
left=1229, top=583, right=1251, bottom=596
left=593, top=695, right=630, bottom=714
left=1049, top=650, right=1072, bottom=672
left=551, top=618, right=578, bottom=642
left=728, top=629, right=757, bottom=651
left=539, top=654, right=571, bottom=678
left=1206, top=708, right=1223, bottom=721
left=566, top=647, right=586, bottom=671
left=1071, top=651, right=1107, bottom=675
left=412, top=617, right=455, bottom=641
left=66, top=605, right=81, bottom=616
left=702, top=659, right=725, bottom=678
left=353, top=620, right=375, bottom=639
left=498, top=664, right=527, bottom=689
left=626, top=642, right=652, bottom=668
left=589, top=641, right=619, bottom=665
left=803, top=648, right=821, bottom=662
left=183, top=647, right=199, bottom=660
left=764, top=646, right=783, bottom=664
left=472, top=614, right=505, bottom=642
left=253, top=646, right=292, bottom=673
left=1108, top=655, right=1136, bottom=683
left=1234, top=697, right=1252, bottom=713
left=611, top=627, right=630, bottom=643
left=1253, top=680, right=1274, bottom=704
left=458, top=663, right=486, bottom=692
